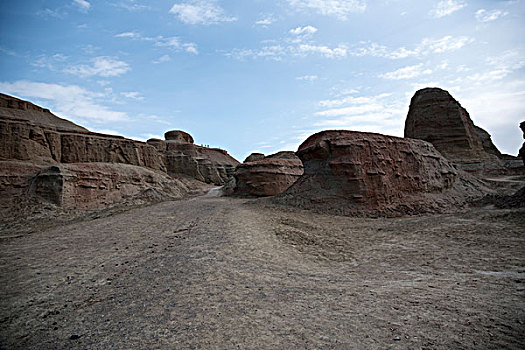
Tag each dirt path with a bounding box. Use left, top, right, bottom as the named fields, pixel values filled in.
left=1, top=196, right=524, bottom=349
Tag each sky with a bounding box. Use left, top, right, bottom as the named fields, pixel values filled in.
left=0, top=0, right=524, bottom=161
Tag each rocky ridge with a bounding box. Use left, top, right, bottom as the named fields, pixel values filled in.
left=233, top=151, right=304, bottom=197
left=0, top=94, right=237, bottom=218
left=274, top=130, right=489, bottom=216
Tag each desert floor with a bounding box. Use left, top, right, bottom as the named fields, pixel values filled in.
left=1, top=195, right=524, bottom=349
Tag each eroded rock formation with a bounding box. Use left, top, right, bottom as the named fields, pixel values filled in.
left=0, top=93, right=228, bottom=215
left=275, top=130, right=487, bottom=216
left=147, top=133, right=239, bottom=185
left=233, top=151, right=303, bottom=196
left=404, top=88, right=503, bottom=169
left=519, top=121, right=525, bottom=165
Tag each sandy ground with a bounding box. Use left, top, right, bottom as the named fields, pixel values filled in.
left=0, top=195, right=524, bottom=349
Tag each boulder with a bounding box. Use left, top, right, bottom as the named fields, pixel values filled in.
left=275, top=130, right=488, bottom=216
left=233, top=152, right=304, bottom=197
left=404, top=88, right=502, bottom=169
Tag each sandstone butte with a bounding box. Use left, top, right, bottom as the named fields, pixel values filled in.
left=0, top=93, right=239, bottom=217
left=232, top=151, right=304, bottom=196
left=274, top=130, right=490, bottom=216
left=405, top=87, right=521, bottom=170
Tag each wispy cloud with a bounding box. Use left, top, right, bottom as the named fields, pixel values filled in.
left=288, top=0, right=366, bottom=20
left=121, top=91, right=144, bottom=100
left=296, top=75, right=318, bottom=81
left=152, top=54, right=172, bottom=64
left=379, top=64, right=433, bottom=80
left=0, top=80, right=128, bottom=122
left=72, top=0, right=91, bottom=12
left=115, top=32, right=198, bottom=54
left=228, top=32, right=473, bottom=61
left=475, top=9, right=508, bottom=22
left=312, top=91, right=405, bottom=137
left=169, top=0, right=237, bottom=25
left=115, top=0, right=151, bottom=11
left=255, top=15, right=276, bottom=27
left=290, top=25, right=318, bottom=36
left=429, top=0, right=466, bottom=18
left=64, top=56, right=130, bottom=77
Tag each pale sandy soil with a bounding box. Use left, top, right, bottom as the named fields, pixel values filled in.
left=1, top=195, right=524, bottom=349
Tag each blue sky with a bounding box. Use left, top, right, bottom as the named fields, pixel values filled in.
left=1, top=0, right=524, bottom=161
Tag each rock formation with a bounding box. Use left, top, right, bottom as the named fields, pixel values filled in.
left=146, top=132, right=239, bottom=185
left=274, top=130, right=488, bottom=216
left=519, top=121, right=525, bottom=165
left=29, top=163, right=204, bottom=209
left=0, top=93, right=228, bottom=216
left=243, top=153, right=265, bottom=163
left=233, top=151, right=303, bottom=197
left=404, top=88, right=503, bottom=169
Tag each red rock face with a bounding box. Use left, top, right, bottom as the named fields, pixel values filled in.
left=234, top=152, right=304, bottom=197
left=404, top=88, right=502, bottom=169
left=275, top=130, right=486, bottom=216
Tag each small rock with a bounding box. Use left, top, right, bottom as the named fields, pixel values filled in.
left=393, top=336, right=401, bottom=341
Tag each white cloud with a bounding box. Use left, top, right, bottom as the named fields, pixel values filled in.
left=121, top=91, right=144, bottom=100
left=116, top=0, right=151, bottom=11
left=169, top=0, right=237, bottom=25
left=288, top=0, right=366, bottom=20
left=64, top=56, right=130, bottom=77
left=388, top=35, right=473, bottom=58
left=311, top=91, right=406, bottom=137
left=487, top=50, right=525, bottom=71
left=0, top=80, right=128, bottom=122
left=475, top=9, right=508, bottom=22
left=115, top=32, right=198, bottom=55
left=73, top=0, right=91, bottom=12
left=296, top=75, right=318, bottom=81
left=290, top=25, right=318, bottom=36
left=255, top=16, right=276, bottom=26
left=380, top=64, right=433, bottom=80
left=296, top=44, right=348, bottom=58
left=228, top=32, right=472, bottom=61
left=152, top=54, right=172, bottom=64
left=429, top=0, right=466, bottom=18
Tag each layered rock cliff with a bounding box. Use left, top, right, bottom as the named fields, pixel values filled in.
left=146, top=130, right=239, bottom=185
left=275, top=130, right=488, bottom=216
left=404, top=88, right=505, bottom=170
left=233, top=151, right=303, bottom=196
left=0, top=94, right=231, bottom=216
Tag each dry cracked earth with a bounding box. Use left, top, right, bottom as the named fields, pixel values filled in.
left=1, top=194, right=524, bottom=349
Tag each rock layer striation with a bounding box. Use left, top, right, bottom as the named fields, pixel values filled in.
left=275, top=130, right=487, bottom=216
left=233, top=151, right=304, bottom=197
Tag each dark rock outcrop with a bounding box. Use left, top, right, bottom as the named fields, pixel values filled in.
left=243, top=153, right=264, bottom=163
left=404, top=88, right=503, bottom=170
left=275, top=130, right=488, bottom=216
left=233, top=151, right=303, bottom=197
left=519, top=121, right=525, bottom=165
